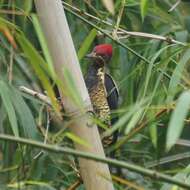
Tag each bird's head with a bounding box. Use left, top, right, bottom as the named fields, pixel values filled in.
left=85, top=44, right=113, bottom=65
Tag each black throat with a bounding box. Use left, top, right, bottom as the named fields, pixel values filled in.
left=85, top=62, right=105, bottom=90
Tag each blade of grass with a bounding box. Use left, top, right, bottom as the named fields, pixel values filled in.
left=0, top=81, right=19, bottom=136
left=65, top=132, right=91, bottom=148
left=16, top=32, right=61, bottom=117
left=166, top=90, right=190, bottom=151
left=167, top=49, right=190, bottom=102
left=32, top=14, right=55, bottom=77
left=10, top=86, right=38, bottom=139
left=140, top=0, right=148, bottom=21
left=77, top=28, right=97, bottom=61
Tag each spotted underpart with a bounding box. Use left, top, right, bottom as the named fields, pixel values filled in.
left=87, top=67, right=114, bottom=147
left=90, top=68, right=110, bottom=123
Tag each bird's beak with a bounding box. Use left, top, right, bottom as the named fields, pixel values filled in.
left=85, top=52, right=97, bottom=58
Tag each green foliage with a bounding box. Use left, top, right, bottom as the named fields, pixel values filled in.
left=9, top=86, right=38, bottom=139
left=77, top=28, right=97, bottom=61
left=0, top=81, right=19, bottom=137
left=16, top=32, right=61, bottom=116
left=167, top=48, right=190, bottom=102
left=167, top=91, right=190, bottom=151
left=1, top=0, right=190, bottom=189
left=31, top=14, right=55, bottom=77
left=140, top=0, right=149, bottom=21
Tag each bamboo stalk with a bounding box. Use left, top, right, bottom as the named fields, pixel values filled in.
left=34, top=1, right=114, bottom=190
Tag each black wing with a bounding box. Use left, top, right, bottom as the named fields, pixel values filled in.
left=105, top=73, right=119, bottom=147
left=105, top=73, right=119, bottom=111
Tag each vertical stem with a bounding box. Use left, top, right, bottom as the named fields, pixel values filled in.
left=34, top=1, right=114, bottom=190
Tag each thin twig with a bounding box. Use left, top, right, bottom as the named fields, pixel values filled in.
left=62, top=1, right=186, bottom=46
left=176, top=139, right=190, bottom=147
left=0, top=9, right=27, bottom=16
left=19, top=86, right=93, bottom=120
left=111, top=175, right=144, bottom=190
left=62, top=2, right=187, bottom=90
left=112, top=0, right=126, bottom=40
left=19, top=86, right=51, bottom=106
left=168, top=0, right=181, bottom=13
left=0, top=134, right=190, bottom=189
left=34, top=107, right=50, bottom=159
left=66, top=179, right=81, bottom=190
left=146, top=151, right=190, bottom=168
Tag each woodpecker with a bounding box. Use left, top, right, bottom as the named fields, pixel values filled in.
left=85, top=44, right=119, bottom=147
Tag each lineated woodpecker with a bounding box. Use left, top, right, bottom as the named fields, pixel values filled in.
left=85, top=44, right=119, bottom=147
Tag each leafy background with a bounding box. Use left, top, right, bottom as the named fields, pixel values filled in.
left=0, top=0, right=190, bottom=189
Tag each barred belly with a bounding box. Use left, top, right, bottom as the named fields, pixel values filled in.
left=88, top=68, right=113, bottom=147
left=90, top=82, right=110, bottom=124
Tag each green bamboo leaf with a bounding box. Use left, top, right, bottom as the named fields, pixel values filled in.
left=92, top=117, right=108, bottom=130
left=16, top=32, right=51, bottom=76
left=32, top=14, right=55, bottom=77
left=0, top=17, right=20, bottom=31
left=60, top=67, right=83, bottom=108
left=140, top=0, right=148, bottom=21
left=23, top=0, right=33, bottom=13
left=101, top=98, right=148, bottom=139
left=149, top=122, right=157, bottom=148
left=0, top=81, right=19, bottom=136
left=125, top=108, right=144, bottom=134
left=166, top=91, right=190, bottom=151
left=77, top=29, right=97, bottom=61
left=167, top=49, right=190, bottom=103
left=10, top=87, right=38, bottom=139
left=143, top=45, right=174, bottom=98
left=16, top=33, right=61, bottom=117
left=65, top=132, right=91, bottom=148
